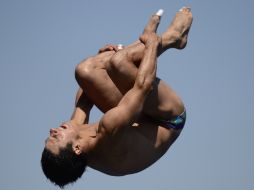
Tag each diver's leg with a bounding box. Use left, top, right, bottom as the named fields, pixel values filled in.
left=75, top=7, right=193, bottom=118
left=74, top=10, right=163, bottom=112
left=75, top=51, right=123, bottom=113
left=107, top=7, right=192, bottom=93
left=107, top=7, right=193, bottom=118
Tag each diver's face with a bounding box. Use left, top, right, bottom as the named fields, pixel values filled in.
left=45, top=122, right=78, bottom=154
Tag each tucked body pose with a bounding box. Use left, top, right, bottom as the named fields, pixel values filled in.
left=41, top=7, right=193, bottom=188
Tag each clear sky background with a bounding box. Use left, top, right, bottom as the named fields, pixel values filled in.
left=0, top=0, right=254, bottom=189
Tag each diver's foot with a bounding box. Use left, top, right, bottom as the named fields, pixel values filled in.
left=143, top=9, right=164, bottom=34
left=161, top=7, right=193, bottom=50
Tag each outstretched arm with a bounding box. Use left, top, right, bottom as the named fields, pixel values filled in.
left=70, top=88, right=94, bottom=124
left=99, top=33, right=160, bottom=136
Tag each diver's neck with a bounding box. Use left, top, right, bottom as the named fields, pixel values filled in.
left=79, top=123, right=101, bottom=151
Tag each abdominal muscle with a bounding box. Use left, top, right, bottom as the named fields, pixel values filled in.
left=87, top=118, right=180, bottom=176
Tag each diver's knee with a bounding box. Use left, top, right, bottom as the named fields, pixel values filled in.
left=108, top=51, right=128, bottom=72
left=75, top=57, right=96, bottom=81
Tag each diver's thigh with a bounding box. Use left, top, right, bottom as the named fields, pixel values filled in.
left=143, top=78, right=184, bottom=119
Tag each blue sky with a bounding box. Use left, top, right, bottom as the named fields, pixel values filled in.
left=0, top=0, right=254, bottom=189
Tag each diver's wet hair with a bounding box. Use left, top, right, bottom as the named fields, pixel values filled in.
left=41, top=143, right=87, bottom=188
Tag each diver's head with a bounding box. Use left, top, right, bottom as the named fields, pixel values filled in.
left=41, top=122, right=96, bottom=188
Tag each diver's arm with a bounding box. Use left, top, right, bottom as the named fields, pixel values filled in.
left=98, top=34, right=159, bottom=136
left=70, top=88, right=94, bottom=124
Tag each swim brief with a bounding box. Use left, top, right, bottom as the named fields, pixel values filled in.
left=160, top=109, right=186, bottom=130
